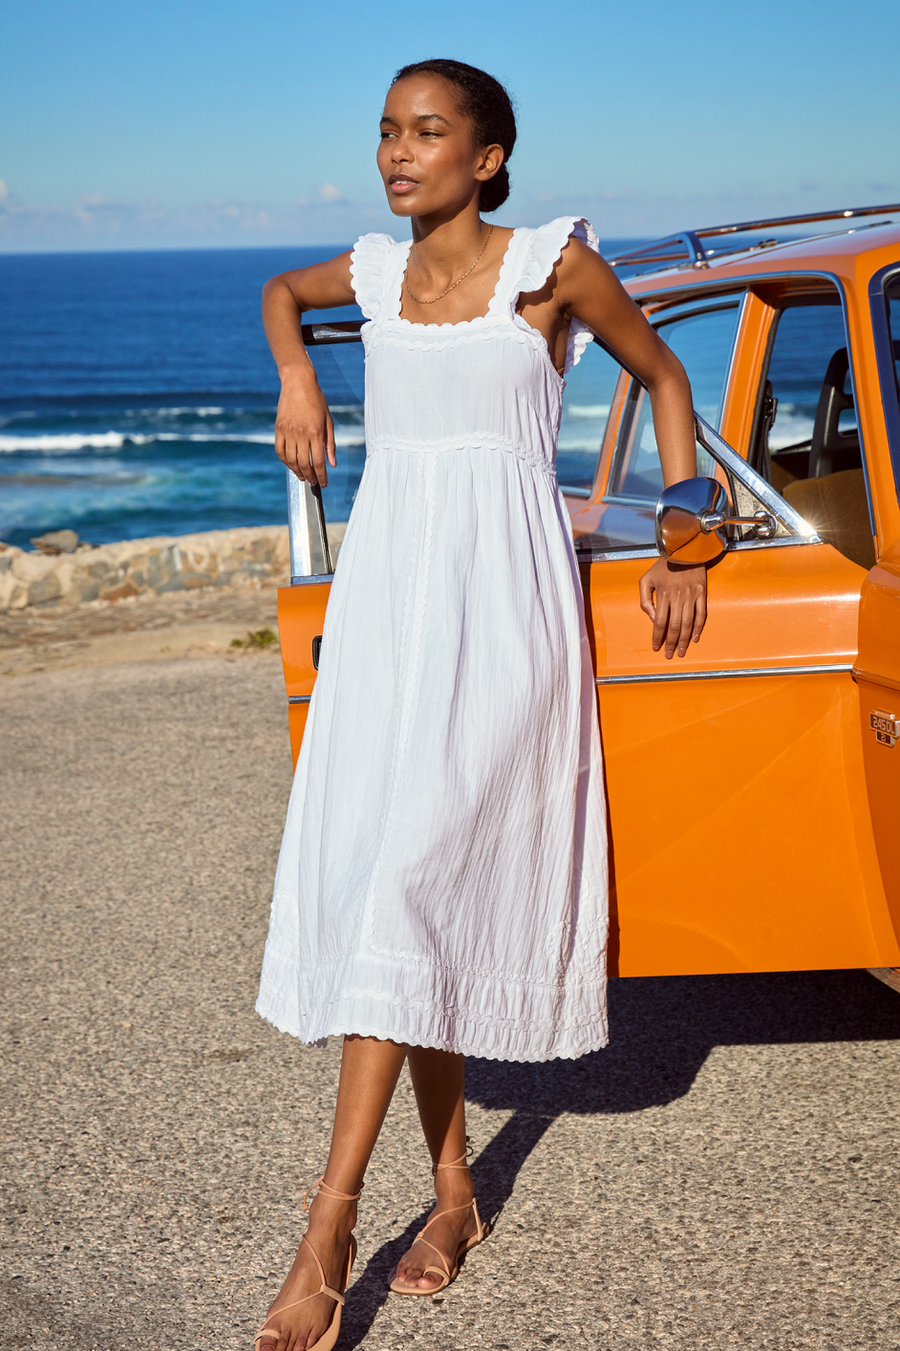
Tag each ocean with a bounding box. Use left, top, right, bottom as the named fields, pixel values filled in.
left=0, top=241, right=839, bottom=549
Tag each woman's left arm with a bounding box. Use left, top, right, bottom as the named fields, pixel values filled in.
left=556, top=239, right=707, bottom=660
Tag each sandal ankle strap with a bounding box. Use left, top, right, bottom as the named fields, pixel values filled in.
left=431, top=1135, right=473, bottom=1177
left=302, top=1176, right=364, bottom=1212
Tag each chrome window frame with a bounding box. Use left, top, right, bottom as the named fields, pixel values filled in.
left=868, top=261, right=900, bottom=504
left=287, top=472, right=333, bottom=583
left=574, top=412, right=820, bottom=564
left=287, top=320, right=364, bottom=586
left=746, top=276, right=876, bottom=533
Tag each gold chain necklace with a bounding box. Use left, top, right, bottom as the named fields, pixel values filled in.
left=404, top=224, right=494, bottom=305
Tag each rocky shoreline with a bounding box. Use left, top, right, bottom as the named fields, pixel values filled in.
left=0, top=525, right=293, bottom=612
left=0, top=521, right=350, bottom=614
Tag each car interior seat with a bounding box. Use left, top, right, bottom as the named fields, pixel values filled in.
left=783, top=469, right=874, bottom=570
left=774, top=346, right=875, bottom=570
left=807, top=347, right=861, bottom=478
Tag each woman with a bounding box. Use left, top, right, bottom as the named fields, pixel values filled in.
left=255, top=58, right=706, bottom=1351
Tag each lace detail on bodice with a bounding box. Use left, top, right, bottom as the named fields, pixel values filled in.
left=348, top=217, right=600, bottom=472
left=350, top=216, right=598, bottom=367
left=365, top=429, right=559, bottom=479
left=379, top=226, right=521, bottom=329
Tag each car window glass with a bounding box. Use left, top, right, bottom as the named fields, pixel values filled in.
left=765, top=304, right=855, bottom=452
left=611, top=304, right=739, bottom=500
left=557, top=340, right=621, bottom=494
left=887, top=274, right=900, bottom=397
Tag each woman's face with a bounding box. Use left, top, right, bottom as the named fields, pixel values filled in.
left=377, top=74, right=501, bottom=219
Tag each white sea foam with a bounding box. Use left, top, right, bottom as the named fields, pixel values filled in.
left=153, top=430, right=367, bottom=448
left=0, top=432, right=130, bottom=452
left=144, top=406, right=227, bottom=418
left=0, top=428, right=367, bottom=453
left=556, top=435, right=603, bottom=452
left=768, top=404, right=815, bottom=451
left=563, top=404, right=611, bottom=419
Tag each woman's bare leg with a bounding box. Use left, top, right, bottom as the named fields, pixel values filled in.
left=392, top=1046, right=478, bottom=1292
left=258, top=1034, right=406, bottom=1351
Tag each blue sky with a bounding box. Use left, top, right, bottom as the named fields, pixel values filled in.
left=1, top=0, right=897, bottom=251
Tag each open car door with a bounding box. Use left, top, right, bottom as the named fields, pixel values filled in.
left=277, top=320, right=363, bottom=759
left=579, top=411, right=900, bottom=977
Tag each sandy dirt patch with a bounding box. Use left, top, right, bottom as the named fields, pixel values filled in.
left=0, top=584, right=284, bottom=677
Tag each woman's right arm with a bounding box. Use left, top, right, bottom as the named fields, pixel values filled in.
left=262, top=251, right=355, bottom=487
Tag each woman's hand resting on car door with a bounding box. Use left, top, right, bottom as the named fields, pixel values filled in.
left=638, top=557, right=708, bottom=660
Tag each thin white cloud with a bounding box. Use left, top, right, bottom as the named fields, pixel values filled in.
left=0, top=179, right=8, bottom=202
left=0, top=190, right=394, bottom=251
left=318, top=182, right=342, bottom=203
left=1, top=181, right=896, bottom=253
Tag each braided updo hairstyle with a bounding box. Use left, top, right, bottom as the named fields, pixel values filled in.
left=391, top=58, right=517, bottom=213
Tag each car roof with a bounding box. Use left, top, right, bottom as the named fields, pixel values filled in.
left=611, top=204, right=900, bottom=300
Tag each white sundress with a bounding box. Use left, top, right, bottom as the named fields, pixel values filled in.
left=256, top=216, right=609, bottom=1062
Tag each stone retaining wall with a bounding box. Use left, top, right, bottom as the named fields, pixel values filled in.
left=0, top=526, right=294, bottom=611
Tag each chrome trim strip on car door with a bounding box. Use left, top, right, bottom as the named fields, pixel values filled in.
left=853, top=667, right=900, bottom=695
left=595, top=662, right=854, bottom=686
left=574, top=545, right=659, bottom=562
left=288, top=694, right=312, bottom=704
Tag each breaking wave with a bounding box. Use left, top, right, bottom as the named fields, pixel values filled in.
left=0, top=427, right=367, bottom=453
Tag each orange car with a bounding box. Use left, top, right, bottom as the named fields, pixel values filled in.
left=277, top=203, right=900, bottom=983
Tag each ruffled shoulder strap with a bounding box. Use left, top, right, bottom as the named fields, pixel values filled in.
left=349, top=232, right=397, bottom=322
left=501, top=216, right=600, bottom=374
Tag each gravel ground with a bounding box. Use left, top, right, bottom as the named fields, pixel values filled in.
left=1, top=654, right=899, bottom=1351
left=0, top=586, right=281, bottom=677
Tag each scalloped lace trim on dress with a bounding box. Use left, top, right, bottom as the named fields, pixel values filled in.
left=348, top=232, right=396, bottom=322
left=507, top=216, right=601, bottom=374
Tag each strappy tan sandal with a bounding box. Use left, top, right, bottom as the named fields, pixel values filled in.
left=254, top=1177, right=362, bottom=1351
left=389, top=1141, right=488, bottom=1296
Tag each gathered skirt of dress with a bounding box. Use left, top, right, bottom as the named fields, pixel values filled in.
left=256, top=443, right=609, bottom=1062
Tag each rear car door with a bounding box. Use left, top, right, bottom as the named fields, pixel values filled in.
left=853, top=262, right=900, bottom=932
left=278, top=321, right=365, bottom=758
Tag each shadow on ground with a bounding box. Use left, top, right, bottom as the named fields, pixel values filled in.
left=340, top=968, right=900, bottom=1349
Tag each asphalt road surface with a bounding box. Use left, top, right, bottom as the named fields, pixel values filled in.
left=2, top=654, right=899, bottom=1350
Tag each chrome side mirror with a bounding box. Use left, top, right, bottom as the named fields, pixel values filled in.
left=655, top=477, right=777, bottom=564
